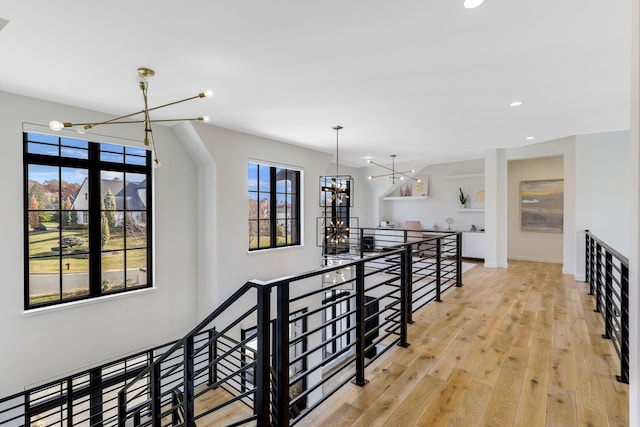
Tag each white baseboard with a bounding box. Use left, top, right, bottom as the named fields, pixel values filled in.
left=507, top=255, right=562, bottom=264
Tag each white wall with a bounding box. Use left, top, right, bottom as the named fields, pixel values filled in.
left=362, top=159, right=485, bottom=232
left=507, top=156, right=564, bottom=263
left=182, top=122, right=333, bottom=311
left=0, top=91, right=199, bottom=397
left=585, top=131, right=630, bottom=256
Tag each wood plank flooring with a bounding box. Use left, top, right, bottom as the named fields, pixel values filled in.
left=298, top=260, right=629, bottom=427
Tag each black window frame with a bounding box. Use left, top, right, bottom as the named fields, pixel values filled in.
left=248, top=162, right=301, bottom=251
left=23, top=132, right=153, bottom=310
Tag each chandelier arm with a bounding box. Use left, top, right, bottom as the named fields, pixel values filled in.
left=368, top=173, right=393, bottom=179
left=62, top=116, right=206, bottom=129
left=367, top=160, right=394, bottom=173
left=396, top=172, right=420, bottom=181
left=61, top=112, right=148, bottom=130
left=58, top=93, right=206, bottom=130
left=147, top=117, right=206, bottom=123
left=62, top=120, right=147, bottom=128
left=145, top=94, right=205, bottom=113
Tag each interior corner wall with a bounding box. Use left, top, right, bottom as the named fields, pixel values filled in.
left=0, top=91, right=199, bottom=398
left=172, top=122, right=218, bottom=320
left=507, top=156, right=564, bottom=263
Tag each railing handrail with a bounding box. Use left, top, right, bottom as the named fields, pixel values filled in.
left=586, top=229, right=629, bottom=266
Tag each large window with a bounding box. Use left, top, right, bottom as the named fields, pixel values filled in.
left=24, top=132, right=152, bottom=309
left=248, top=162, right=300, bottom=250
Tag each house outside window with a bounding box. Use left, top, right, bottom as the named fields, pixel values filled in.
left=24, top=132, right=152, bottom=309
left=248, top=162, right=300, bottom=250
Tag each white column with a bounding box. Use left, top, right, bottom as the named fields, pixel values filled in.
left=484, top=148, right=507, bottom=268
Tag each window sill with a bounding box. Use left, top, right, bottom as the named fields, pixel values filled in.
left=22, top=286, right=157, bottom=317
left=247, top=244, right=304, bottom=255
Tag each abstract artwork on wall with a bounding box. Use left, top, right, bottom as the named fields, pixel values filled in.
left=520, top=179, right=564, bottom=232
left=470, top=185, right=485, bottom=209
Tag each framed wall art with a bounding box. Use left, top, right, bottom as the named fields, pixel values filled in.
left=520, top=179, right=564, bottom=232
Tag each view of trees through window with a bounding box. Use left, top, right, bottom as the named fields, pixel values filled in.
left=248, top=162, right=300, bottom=250
left=24, top=132, right=151, bottom=308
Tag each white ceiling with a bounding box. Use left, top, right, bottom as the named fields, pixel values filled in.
left=0, top=1, right=631, bottom=167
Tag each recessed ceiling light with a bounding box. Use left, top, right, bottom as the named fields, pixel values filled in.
left=464, top=0, right=485, bottom=9
left=526, top=136, right=535, bottom=140
left=510, top=101, right=523, bottom=107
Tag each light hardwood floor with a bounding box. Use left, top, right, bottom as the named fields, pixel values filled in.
left=298, top=260, right=629, bottom=427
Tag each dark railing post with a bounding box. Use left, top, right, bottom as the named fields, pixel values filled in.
left=256, top=285, right=272, bottom=426
left=184, top=336, right=195, bottom=426
left=435, top=238, right=442, bottom=302
left=352, top=261, right=369, bottom=387
left=618, top=263, right=629, bottom=384
left=276, top=284, right=290, bottom=426
left=117, top=392, right=126, bottom=427
left=151, top=363, right=162, bottom=427
left=589, top=235, right=596, bottom=294
left=456, top=232, right=463, bottom=287
left=602, top=253, right=613, bottom=339
left=399, top=249, right=410, bottom=348
left=585, top=231, right=591, bottom=286
left=405, top=243, right=414, bottom=324
left=359, top=228, right=365, bottom=258
left=67, top=378, right=74, bottom=427
left=209, top=328, right=217, bottom=387
left=594, top=243, right=602, bottom=313
left=89, top=369, right=103, bottom=426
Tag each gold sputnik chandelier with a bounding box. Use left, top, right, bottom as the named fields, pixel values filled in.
left=49, top=67, right=212, bottom=167
left=367, top=154, right=422, bottom=185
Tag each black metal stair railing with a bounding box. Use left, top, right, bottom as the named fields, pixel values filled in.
left=1, top=229, right=463, bottom=427
left=115, top=229, right=462, bottom=426
left=585, top=230, right=629, bottom=384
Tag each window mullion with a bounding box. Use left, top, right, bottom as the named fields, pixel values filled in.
left=270, top=167, right=277, bottom=248
left=88, top=143, right=102, bottom=297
